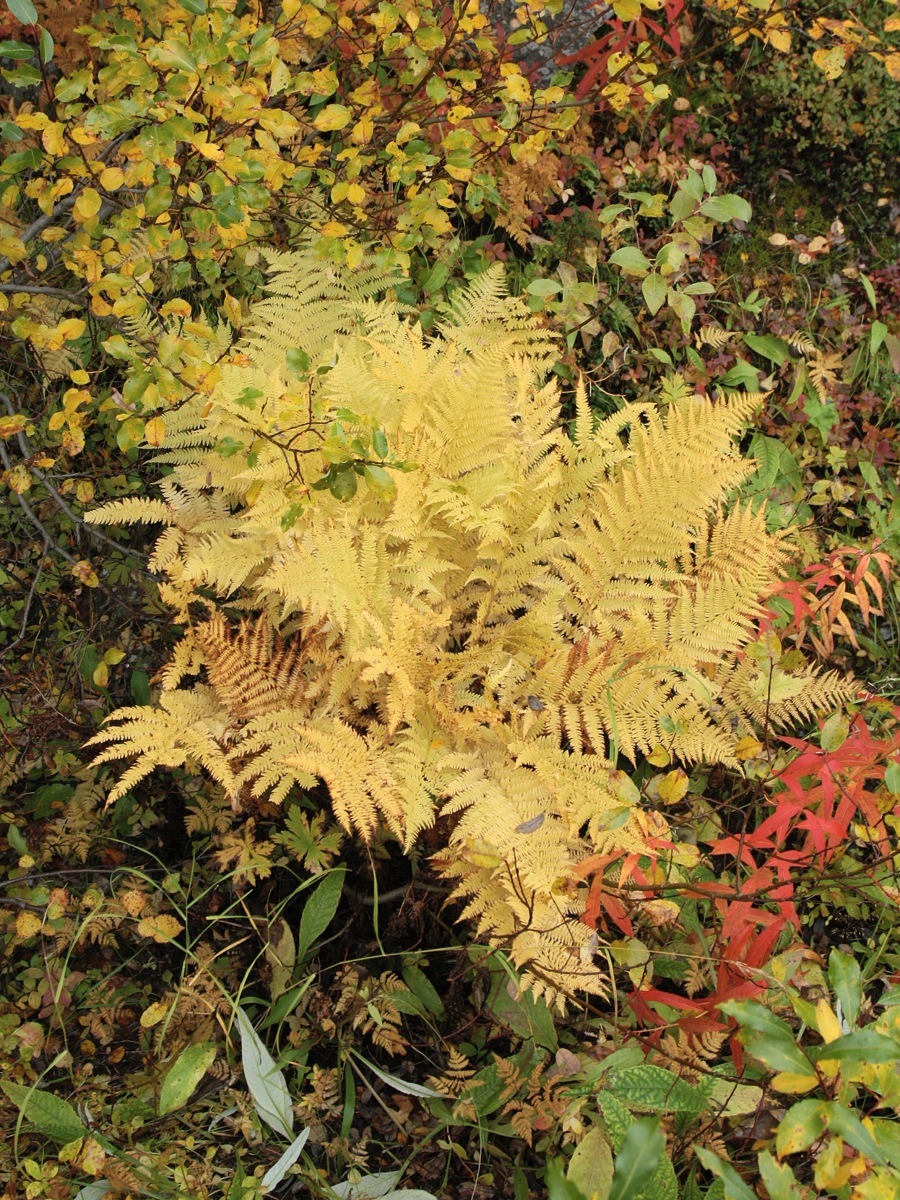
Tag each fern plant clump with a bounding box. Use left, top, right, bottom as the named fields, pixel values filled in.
left=85, top=248, right=852, bottom=1004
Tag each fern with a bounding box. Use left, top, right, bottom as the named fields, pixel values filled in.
left=86, top=250, right=852, bottom=1003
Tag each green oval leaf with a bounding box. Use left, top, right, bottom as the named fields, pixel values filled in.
left=159, top=1043, right=217, bottom=1115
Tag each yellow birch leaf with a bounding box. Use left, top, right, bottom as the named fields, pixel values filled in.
left=0, top=413, right=27, bottom=438
left=99, top=166, right=125, bottom=191
left=314, top=104, right=352, bottom=131
left=612, top=0, right=641, bottom=17
left=73, top=188, right=102, bottom=222
left=140, top=1001, right=170, bottom=1028
left=281, top=0, right=301, bottom=15
left=136, top=914, right=184, bottom=943
left=770, top=1071, right=820, bottom=1094
left=144, top=416, right=166, bottom=447
left=58, top=318, right=86, bottom=341
left=647, top=744, right=670, bottom=767
left=16, top=911, right=43, bottom=939
left=657, top=768, right=689, bottom=805
left=767, top=28, right=791, bottom=51
left=815, top=999, right=843, bottom=1043
left=92, top=662, right=109, bottom=688
left=812, top=46, right=846, bottom=79
left=41, top=122, right=68, bottom=156
left=735, top=735, right=763, bottom=760
left=193, top=138, right=225, bottom=161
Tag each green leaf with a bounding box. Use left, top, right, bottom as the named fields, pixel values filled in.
left=820, top=712, right=849, bottom=752
left=526, top=278, right=562, bottom=298
left=757, top=1153, right=804, bottom=1200
left=261, top=1127, right=310, bottom=1191
left=401, top=963, right=444, bottom=1017
left=116, top=417, right=146, bottom=454
left=5, top=0, right=38, bottom=23
left=0, top=39, right=35, bottom=57
left=38, top=26, right=52, bottom=64
left=774, top=1099, right=827, bottom=1156
left=0, top=1080, right=87, bottom=1143
left=885, top=760, right=900, bottom=795
left=159, top=1043, right=216, bottom=1115
left=235, top=1008, right=293, bottom=1139
left=810, top=1027, right=900, bottom=1064
left=699, top=195, right=752, bottom=223
left=363, top=464, right=397, bottom=502
left=609, top=1064, right=707, bottom=1114
left=641, top=272, right=667, bottom=315
left=547, top=1161, right=589, bottom=1200
left=177, top=0, right=207, bottom=11
left=859, top=272, right=878, bottom=313
left=694, top=1149, right=757, bottom=1200
left=129, top=669, right=151, bottom=705
left=298, top=868, right=345, bottom=961
left=286, top=348, right=311, bottom=377
left=329, top=467, right=358, bottom=501
left=567, top=1127, right=614, bottom=1200
left=153, top=38, right=198, bottom=73
left=609, top=246, right=652, bottom=275
left=608, top=1117, right=665, bottom=1200
left=743, top=333, right=789, bottom=365
left=823, top=1102, right=888, bottom=1166
left=372, top=428, right=388, bottom=459
left=143, top=184, right=173, bottom=220
left=350, top=1051, right=444, bottom=1099
left=0, top=147, right=42, bottom=174
left=234, top=386, right=264, bottom=410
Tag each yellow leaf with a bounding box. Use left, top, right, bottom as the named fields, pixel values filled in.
left=351, top=116, right=374, bottom=144
left=0, top=413, right=27, bottom=438
left=0, top=235, right=27, bottom=263
left=103, top=647, right=126, bottom=666
left=144, top=416, right=166, bottom=447
left=346, top=182, right=366, bottom=206
left=770, top=1071, right=820, bottom=1094
left=815, top=998, right=843, bottom=1043
left=58, top=318, right=87, bottom=342
left=193, top=138, right=225, bottom=161
left=812, top=46, right=846, bottom=79
left=136, top=914, right=184, bottom=943
left=320, top=220, right=349, bottom=236
left=281, top=0, right=301, bottom=15
left=140, top=1000, right=170, bottom=1028
left=73, top=188, right=102, bottom=222
left=78, top=1138, right=106, bottom=1176
left=657, top=768, right=689, bottom=805
left=735, top=735, right=763, bottom=760
left=314, top=104, right=352, bottom=131
left=16, top=911, right=43, bottom=940
left=612, top=0, right=641, bottom=17
left=41, top=122, right=68, bottom=157
left=160, top=299, right=192, bottom=318
left=647, top=744, right=670, bottom=767
left=99, top=166, right=124, bottom=191
left=72, top=560, right=99, bottom=588
left=767, top=28, right=791, bottom=52
left=92, top=662, right=109, bottom=688
left=642, top=899, right=680, bottom=925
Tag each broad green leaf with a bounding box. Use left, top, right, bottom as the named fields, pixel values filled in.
left=820, top=712, right=849, bottom=752
left=608, top=1117, right=665, bottom=1200
left=694, top=1148, right=757, bottom=1200
left=699, top=195, right=752, bottom=223
left=159, top=1043, right=216, bottom=1114
left=775, top=1099, right=827, bottom=1156
left=0, top=1080, right=87, bottom=1143
left=567, top=1127, right=613, bottom=1200
left=297, top=868, right=345, bottom=960
left=641, top=272, right=667, bottom=315
left=609, top=246, right=652, bottom=275
left=261, top=1126, right=310, bottom=1190
left=527, top=278, right=563, bottom=298
left=609, top=1064, right=707, bottom=1114
left=547, top=1160, right=589, bottom=1200
left=363, top=464, right=396, bottom=502
left=5, top=0, right=38, bottom=23
left=757, top=1153, right=804, bottom=1200
left=401, top=963, right=444, bottom=1017
left=824, top=1101, right=888, bottom=1166
left=235, top=1008, right=293, bottom=1139
left=885, top=761, right=900, bottom=795
left=178, top=0, right=207, bottom=11
left=153, top=38, right=197, bottom=73
left=809, top=1027, right=900, bottom=1064
left=743, top=333, right=790, bottom=364
left=38, top=26, right=52, bottom=63
left=0, top=39, right=35, bottom=57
